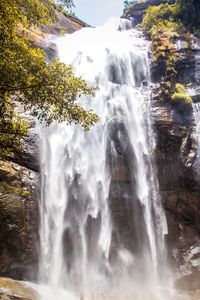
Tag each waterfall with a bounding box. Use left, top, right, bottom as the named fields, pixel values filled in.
left=193, top=103, right=200, bottom=168
left=192, top=39, right=200, bottom=169
left=38, top=19, right=170, bottom=299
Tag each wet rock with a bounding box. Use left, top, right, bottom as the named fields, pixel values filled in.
left=151, top=53, right=196, bottom=84
left=0, top=161, right=39, bottom=281
left=175, top=269, right=200, bottom=292
left=0, top=278, right=38, bottom=300
left=0, top=291, right=30, bottom=300
left=192, top=94, right=200, bottom=103
left=152, top=93, right=200, bottom=288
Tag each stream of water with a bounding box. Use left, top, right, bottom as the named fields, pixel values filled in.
left=37, top=19, right=174, bottom=300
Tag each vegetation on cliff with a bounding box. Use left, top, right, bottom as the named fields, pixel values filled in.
left=140, top=0, right=194, bottom=110
left=0, top=0, right=98, bottom=159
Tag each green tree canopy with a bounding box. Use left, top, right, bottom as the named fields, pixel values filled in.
left=177, top=0, right=200, bottom=34
left=0, top=0, right=98, bottom=159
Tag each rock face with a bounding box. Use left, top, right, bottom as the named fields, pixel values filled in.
left=41, top=11, right=89, bottom=35
left=152, top=95, right=200, bottom=277
left=123, top=1, right=200, bottom=289
left=0, top=161, right=38, bottom=281
left=150, top=38, right=200, bottom=290
left=107, top=121, right=140, bottom=258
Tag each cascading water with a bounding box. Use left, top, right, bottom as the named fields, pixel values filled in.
left=193, top=103, right=200, bottom=167
left=38, top=19, right=171, bottom=300
left=192, top=40, right=200, bottom=170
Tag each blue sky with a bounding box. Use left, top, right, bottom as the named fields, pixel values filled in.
left=73, top=0, right=124, bottom=26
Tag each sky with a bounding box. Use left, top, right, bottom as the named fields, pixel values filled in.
left=73, top=0, right=124, bottom=27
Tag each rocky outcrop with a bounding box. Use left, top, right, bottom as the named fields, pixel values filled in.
left=0, top=278, right=38, bottom=300
left=41, top=11, right=89, bottom=35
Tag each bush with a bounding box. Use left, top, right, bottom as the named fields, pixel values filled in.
left=177, top=0, right=200, bottom=34
left=140, top=0, right=194, bottom=115
left=141, top=3, right=181, bottom=38
left=171, top=92, right=192, bottom=105
left=172, top=83, right=192, bottom=105
left=174, top=83, right=187, bottom=94
left=171, top=87, right=192, bottom=113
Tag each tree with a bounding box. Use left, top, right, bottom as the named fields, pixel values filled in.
left=0, top=0, right=98, bottom=159
left=177, top=0, right=200, bottom=34
left=123, top=1, right=134, bottom=8
left=57, top=0, right=75, bottom=9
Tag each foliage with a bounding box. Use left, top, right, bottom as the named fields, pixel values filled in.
left=171, top=83, right=192, bottom=105
left=171, top=92, right=192, bottom=104
left=54, top=0, right=75, bottom=15
left=0, top=115, right=28, bottom=159
left=177, top=0, right=200, bottom=34
left=123, top=0, right=134, bottom=14
left=141, top=1, right=193, bottom=110
left=152, top=31, right=177, bottom=60
left=141, top=3, right=181, bottom=38
left=21, top=190, right=31, bottom=197
left=174, top=83, right=187, bottom=94
left=123, top=0, right=134, bottom=8
left=57, top=0, right=75, bottom=9
left=141, top=0, right=200, bottom=37
left=0, top=0, right=98, bottom=159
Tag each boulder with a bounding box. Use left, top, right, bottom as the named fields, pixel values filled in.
left=0, top=278, right=38, bottom=300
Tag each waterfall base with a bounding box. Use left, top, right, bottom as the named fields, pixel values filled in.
left=0, top=277, right=195, bottom=300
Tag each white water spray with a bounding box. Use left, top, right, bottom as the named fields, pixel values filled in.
left=38, top=19, right=170, bottom=299
left=193, top=103, right=200, bottom=171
